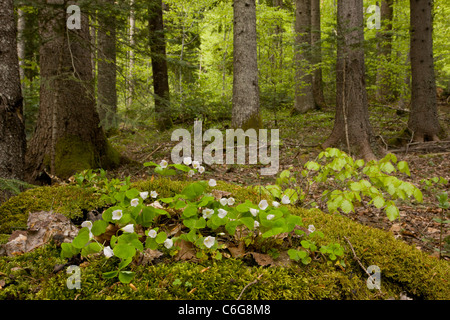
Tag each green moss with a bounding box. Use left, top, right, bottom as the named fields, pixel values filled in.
left=0, top=177, right=449, bottom=300
left=239, top=113, right=263, bottom=131
left=0, top=185, right=105, bottom=233
left=55, top=135, right=95, bottom=179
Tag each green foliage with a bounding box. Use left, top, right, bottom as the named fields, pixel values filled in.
left=0, top=178, right=35, bottom=196
left=259, top=148, right=423, bottom=221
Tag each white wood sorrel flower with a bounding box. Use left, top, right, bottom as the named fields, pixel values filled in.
left=208, top=179, right=217, bottom=187
left=147, top=229, right=157, bottom=238
left=227, top=197, right=235, bottom=206
left=151, top=191, right=158, bottom=198
left=202, top=208, right=214, bottom=219
left=258, top=200, right=268, bottom=210
left=164, top=238, right=173, bottom=249
left=266, top=214, right=275, bottom=220
left=198, top=166, right=205, bottom=174
left=203, top=236, right=215, bottom=249
left=160, top=159, right=168, bottom=169
left=140, top=191, right=149, bottom=200
left=103, top=246, right=114, bottom=258
left=81, top=221, right=93, bottom=230
left=250, top=208, right=259, bottom=217
left=281, top=195, right=290, bottom=204
left=183, top=157, right=192, bottom=166
left=112, top=209, right=123, bottom=220
left=272, top=201, right=280, bottom=208
left=130, top=198, right=139, bottom=207
left=192, top=160, right=200, bottom=169
left=188, top=170, right=195, bottom=177
left=254, top=220, right=260, bottom=228
left=122, top=224, right=134, bottom=233
left=218, top=208, right=228, bottom=218
left=308, top=225, right=316, bottom=233
left=220, top=198, right=228, bottom=206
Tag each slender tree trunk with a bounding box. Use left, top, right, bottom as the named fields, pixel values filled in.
left=25, top=1, right=119, bottom=183
left=97, top=0, right=118, bottom=131
left=17, top=8, right=26, bottom=104
left=311, top=0, right=326, bottom=109
left=127, top=0, right=135, bottom=109
left=293, top=0, right=315, bottom=114
left=322, top=0, right=375, bottom=160
left=149, top=0, right=172, bottom=131
left=0, top=0, right=27, bottom=190
left=232, top=0, right=261, bottom=130
left=407, top=0, right=442, bottom=142
left=376, top=0, right=394, bottom=102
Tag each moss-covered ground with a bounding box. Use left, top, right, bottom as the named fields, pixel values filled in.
left=0, top=178, right=448, bottom=300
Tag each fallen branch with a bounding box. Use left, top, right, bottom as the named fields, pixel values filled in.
left=344, top=236, right=383, bottom=295
left=390, top=140, right=450, bottom=154
left=237, top=274, right=263, bottom=300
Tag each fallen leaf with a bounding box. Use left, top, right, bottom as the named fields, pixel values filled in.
left=389, top=224, right=402, bottom=233
left=174, top=239, right=196, bottom=261
left=247, top=252, right=274, bottom=266
left=227, top=241, right=245, bottom=258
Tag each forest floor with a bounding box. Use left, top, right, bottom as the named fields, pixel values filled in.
left=109, top=96, right=450, bottom=260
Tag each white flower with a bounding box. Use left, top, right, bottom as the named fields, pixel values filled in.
left=203, top=236, right=215, bottom=249
left=258, top=200, right=268, bottom=211
left=218, top=208, right=228, bottom=219
left=160, top=160, right=168, bottom=169
left=208, top=179, right=217, bottom=187
left=89, top=231, right=94, bottom=240
left=281, top=195, right=290, bottom=205
left=227, top=197, right=235, bottom=206
left=192, top=160, right=200, bottom=169
left=266, top=214, right=275, bottom=220
left=112, top=209, right=123, bottom=220
left=308, top=225, right=316, bottom=233
left=188, top=170, right=195, bottom=177
left=140, top=191, right=149, bottom=200
left=147, top=229, right=157, bottom=238
left=130, top=198, right=140, bottom=207
left=254, top=220, right=260, bottom=228
left=81, top=221, right=93, bottom=230
left=151, top=190, right=158, bottom=198
left=220, top=198, right=228, bottom=206
left=202, top=208, right=214, bottom=219
left=164, top=238, right=173, bottom=249
left=272, top=201, right=280, bottom=208
left=183, top=157, right=192, bottom=166
left=198, top=166, right=205, bottom=174
left=103, top=246, right=114, bottom=258
left=121, top=224, right=134, bottom=233
left=250, top=208, right=259, bottom=217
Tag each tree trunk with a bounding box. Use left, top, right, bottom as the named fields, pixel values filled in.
left=149, top=0, right=172, bottom=131
left=127, top=0, right=135, bottom=109
left=0, top=0, right=27, bottom=187
left=322, top=0, right=375, bottom=161
left=97, top=0, right=118, bottom=131
left=232, top=0, right=261, bottom=130
left=25, top=1, right=119, bottom=183
left=311, top=0, right=326, bottom=109
left=375, top=0, right=393, bottom=102
left=293, top=0, right=315, bottom=114
left=407, top=0, right=442, bottom=142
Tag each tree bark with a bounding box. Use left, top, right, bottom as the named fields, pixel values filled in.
left=407, top=0, right=442, bottom=142
left=293, top=0, right=315, bottom=114
left=0, top=0, right=27, bottom=186
left=375, top=0, right=394, bottom=102
left=127, top=0, right=135, bottom=109
left=232, top=0, right=261, bottom=130
left=97, top=0, right=118, bottom=131
left=25, top=1, right=119, bottom=183
left=322, top=0, right=375, bottom=160
left=149, top=0, right=172, bottom=131
left=311, top=0, right=326, bottom=109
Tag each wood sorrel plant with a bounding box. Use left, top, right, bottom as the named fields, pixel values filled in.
left=60, top=155, right=347, bottom=284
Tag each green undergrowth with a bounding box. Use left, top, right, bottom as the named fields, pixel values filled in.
left=0, top=178, right=449, bottom=300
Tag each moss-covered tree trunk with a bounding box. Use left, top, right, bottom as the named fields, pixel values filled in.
left=232, top=0, right=261, bottom=130
left=0, top=0, right=27, bottom=199
left=25, top=1, right=119, bottom=183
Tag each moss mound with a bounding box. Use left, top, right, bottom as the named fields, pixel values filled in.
left=0, top=177, right=449, bottom=300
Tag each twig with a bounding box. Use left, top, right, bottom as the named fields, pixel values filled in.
left=344, top=236, right=382, bottom=295
left=237, top=274, right=263, bottom=300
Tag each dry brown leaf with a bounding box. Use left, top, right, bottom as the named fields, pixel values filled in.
left=174, top=239, right=197, bottom=261
left=227, top=241, right=245, bottom=258
left=247, top=252, right=274, bottom=266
